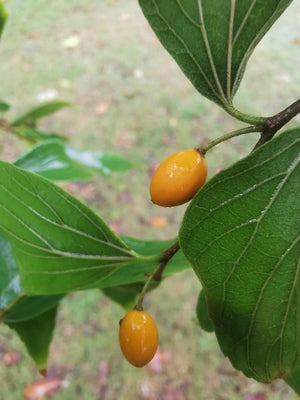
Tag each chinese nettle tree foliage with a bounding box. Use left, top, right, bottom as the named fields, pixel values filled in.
left=0, top=0, right=299, bottom=394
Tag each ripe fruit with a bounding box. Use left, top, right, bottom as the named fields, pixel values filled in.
left=150, top=149, right=207, bottom=207
left=119, top=309, right=158, bottom=367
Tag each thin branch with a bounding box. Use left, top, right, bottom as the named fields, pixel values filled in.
left=253, top=98, right=300, bottom=150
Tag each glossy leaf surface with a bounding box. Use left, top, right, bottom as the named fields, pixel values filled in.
left=66, top=146, right=132, bottom=176
left=180, top=128, right=300, bottom=382
left=0, top=161, right=138, bottom=294
left=139, top=0, right=293, bottom=108
left=14, top=140, right=132, bottom=181
left=14, top=141, right=93, bottom=181
left=0, top=234, right=22, bottom=311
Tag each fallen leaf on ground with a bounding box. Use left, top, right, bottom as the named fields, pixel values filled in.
left=114, top=132, right=135, bottom=150
left=23, top=377, right=62, bottom=400
left=61, top=35, right=80, bottom=49
left=95, top=101, right=111, bottom=115
left=3, top=351, right=22, bottom=366
left=148, top=347, right=170, bottom=372
left=168, top=117, right=178, bottom=127
left=109, top=221, right=124, bottom=235
left=119, top=13, right=130, bottom=21
left=98, top=360, right=109, bottom=387
left=150, top=216, right=169, bottom=228
left=245, top=393, right=266, bottom=400
left=36, top=89, right=58, bottom=103
left=118, top=191, right=132, bottom=203
left=148, top=162, right=159, bottom=179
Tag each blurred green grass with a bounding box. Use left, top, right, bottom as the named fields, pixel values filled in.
left=0, top=0, right=299, bottom=399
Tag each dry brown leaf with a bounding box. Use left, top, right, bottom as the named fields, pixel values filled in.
left=23, top=377, right=62, bottom=400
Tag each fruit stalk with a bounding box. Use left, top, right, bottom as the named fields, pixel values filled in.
left=136, top=240, right=180, bottom=309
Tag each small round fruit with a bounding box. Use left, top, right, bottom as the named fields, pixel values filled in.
left=119, top=309, right=158, bottom=367
left=150, top=149, right=207, bottom=207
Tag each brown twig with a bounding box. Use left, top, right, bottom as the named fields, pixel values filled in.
left=135, top=240, right=180, bottom=309
left=253, top=98, right=300, bottom=150
left=152, top=240, right=180, bottom=281
left=0, top=118, right=14, bottom=133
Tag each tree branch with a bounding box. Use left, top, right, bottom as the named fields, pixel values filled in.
left=253, top=98, right=300, bottom=150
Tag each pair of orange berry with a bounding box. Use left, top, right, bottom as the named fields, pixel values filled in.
left=119, top=149, right=207, bottom=367
left=150, top=149, right=207, bottom=207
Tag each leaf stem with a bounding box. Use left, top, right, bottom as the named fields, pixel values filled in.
left=201, top=98, right=300, bottom=154
left=224, top=104, right=266, bottom=125
left=0, top=118, right=36, bottom=143
left=200, top=125, right=261, bottom=154
left=135, top=240, right=180, bottom=310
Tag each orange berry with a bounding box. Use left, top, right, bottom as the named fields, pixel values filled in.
left=150, top=149, right=207, bottom=207
left=119, top=309, right=158, bottom=367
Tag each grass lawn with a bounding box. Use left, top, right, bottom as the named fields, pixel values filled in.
left=0, top=0, right=299, bottom=399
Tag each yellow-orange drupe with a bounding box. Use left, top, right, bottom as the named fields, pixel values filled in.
left=150, top=149, right=207, bottom=207
left=119, top=309, right=158, bottom=368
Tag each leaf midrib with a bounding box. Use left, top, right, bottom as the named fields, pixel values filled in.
left=149, top=0, right=224, bottom=103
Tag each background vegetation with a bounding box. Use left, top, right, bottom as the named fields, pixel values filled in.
left=0, top=0, right=299, bottom=398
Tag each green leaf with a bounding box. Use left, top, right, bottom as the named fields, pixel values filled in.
left=0, top=101, right=10, bottom=112
left=196, top=290, right=214, bottom=333
left=14, top=141, right=93, bottom=181
left=0, top=2, right=8, bottom=38
left=284, top=364, right=300, bottom=395
left=138, top=0, right=293, bottom=108
left=14, top=126, right=66, bottom=142
left=0, top=234, right=63, bottom=323
left=101, top=286, right=138, bottom=310
left=0, top=161, right=139, bottom=294
left=3, top=294, right=64, bottom=323
left=66, top=146, right=132, bottom=176
left=14, top=140, right=132, bottom=181
left=179, top=128, right=300, bottom=382
left=0, top=234, right=22, bottom=311
left=97, top=237, right=191, bottom=288
left=6, top=306, right=58, bottom=370
left=12, top=101, right=72, bottom=127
